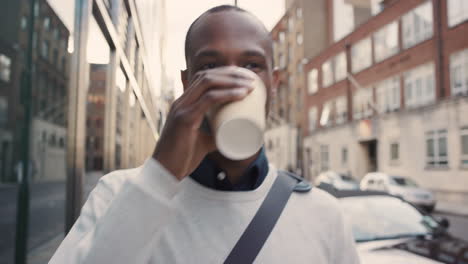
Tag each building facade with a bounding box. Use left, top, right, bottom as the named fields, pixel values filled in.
left=303, top=0, right=468, bottom=203
left=268, top=0, right=372, bottom=174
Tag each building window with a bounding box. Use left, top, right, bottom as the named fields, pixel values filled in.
left=21, top=16, right=28, bottom=30
left=297, top=61, right=303, bottom=74
left=0, top=97, right=7, bottom=128
left=53, top=49, right=58, bottom=65
left=59, top=137, right=65, bottom=148
left=376, top=76, right=401, bottom=113
left=49, top=133, right=57, bottom=147
left=279, top=31, right=285, bottom=43
left=351, top=37, right=372, bottom=73
left=342, top=147, right=348, bottom=165
left=404, top=62, right=435, bottom=108
left=461, top=127, right=468, bottom=166
left=308, top=107, right=317, bottom=132
left=41, top=40, right=49, bottom=59
left=279, top=53, right=285, bottom=69
left=34, top=1, right=40, bottom=17
left=390, top=142, right=399, bottom=161
left=450, top=48, right=468, bottom=96
left=426, top=130, right=448, bottom=167
left=308, top=68, right=318, bottom=94
left=0, top=54, right=12, bottom=82
left=320, top=101, right=333, bottom=127
left=373, top=21, right=399, bottom=62
left=296, top=33, right=303, bottom=45
left=335, top=96, right=348, bottom=124
left=353, top=88, right=373, bottom=120
left=334, top=52, right=347, bottom=82
left=288, top=16, right=294, bottom=32
left=53, top=28, right=60, bottom=40
left=320, top=145, right=329, bottom=171
left=402, top=1, right=433, bottom=49
left=448, top=0, right=468, bottom=27
left=296, top=7, right=302, bottom=19
left=322, top=59, right=333, bottom=88
left=43, top=17, right=50, bottom=31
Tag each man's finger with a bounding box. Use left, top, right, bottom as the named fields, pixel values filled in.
left=179, top=73, right=254, bottom=106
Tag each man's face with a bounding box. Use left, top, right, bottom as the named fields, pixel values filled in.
left=182, top=10, right=279, bottom=113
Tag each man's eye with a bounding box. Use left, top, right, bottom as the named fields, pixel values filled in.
left=244, top=62, right=261, bottom=70
left=200, top=63, right=218, bottom=70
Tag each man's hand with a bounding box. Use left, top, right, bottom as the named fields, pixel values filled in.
left=153, top=67, right=256, bottom=180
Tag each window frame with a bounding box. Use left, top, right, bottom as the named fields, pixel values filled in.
left=0, top=54, right=12, bottom=82
left=351, top=37, right=372, bottom=73
left=402, top=1, right=434, bottom=49
left=390, top=142, right=399, bottom=162
left=307, top=68, right=318, bottom=94
left=426, top=130, right=449, bottom=168
left=320, top=145, right=329, bottom=172
left=461, top=127, right=468, bottom=167
left=373, top=21, right=399, bottom=62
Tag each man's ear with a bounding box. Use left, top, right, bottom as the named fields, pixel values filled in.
left=181, top=69, right=189, bottom=92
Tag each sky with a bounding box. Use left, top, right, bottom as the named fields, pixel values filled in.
left=45, top=0, right=285, bottom=97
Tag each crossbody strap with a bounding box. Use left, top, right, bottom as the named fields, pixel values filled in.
left=223, top=171, right=299, bottom=264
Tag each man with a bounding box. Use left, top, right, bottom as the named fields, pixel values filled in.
left=50, top=5, right=359, bottom=263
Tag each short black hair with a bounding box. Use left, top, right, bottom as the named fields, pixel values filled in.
left=184, top=5, right=271, bottom=65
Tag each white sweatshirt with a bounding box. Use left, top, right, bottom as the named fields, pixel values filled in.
left=49, top=158, right=360, bottom=264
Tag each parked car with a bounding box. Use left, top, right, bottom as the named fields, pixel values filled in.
left=319, top=186, right=467, bottom=264
left=314, top=171, right=359, bottom=190
left=360, top=172, right=436, bottom=212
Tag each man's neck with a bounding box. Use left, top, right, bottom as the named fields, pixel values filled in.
left=207, top=151, right=260, bottom=185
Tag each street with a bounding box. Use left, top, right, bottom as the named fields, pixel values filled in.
left=433, top=213, right=468, bottom=242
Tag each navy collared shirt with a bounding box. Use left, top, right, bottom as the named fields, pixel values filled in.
left=190, top=148, right=269, bottom=191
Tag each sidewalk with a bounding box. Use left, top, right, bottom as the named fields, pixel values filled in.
left=435, top=201, right=468, bottom=217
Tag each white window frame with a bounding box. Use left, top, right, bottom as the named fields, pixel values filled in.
left=373, top=21, right=399, bottom=62
left=320, top=145, right=329, bottom=172
left=297, top=33, right=303, bottom=45
left=461, top=127, right=468, bottom=167
left=308, top=68, right=318, bottom=94
left=402, top=1, right=433, bottom=49
left=342, top=147, right=348, bottom=165
left=376, top=76, right=401, bottom=113
left=426, top=130, right=449, bottom=168
left=0, top=54, right=12, bottom=82
left=353, top=88, right=373, bottom=120
left=335, top=96, right=347, bottom=124
left=308, top=107, right=317, bottom=132
left=450, top=48, right=468, bottom=96
left=351, top=37, right=372, bottom=73
left=404, top=62, right=435, bottom=108
left=279, top=31, right=285, bottom=43
left=334, top=52, right=347, bottom=82
left=296, top=7, right=303, bottom=19
left=320, top=101, right=334, bottom=126
left=448, top=0, right=468, bottom=28
left=390, top=142, right=399, bottom=162
left=322, top=59, right=334, bottom=88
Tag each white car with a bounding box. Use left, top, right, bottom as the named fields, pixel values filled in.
left=360, top=172, right=436, bottom=212
left=314, top=171, right=360, bottom=190
left=318, top=187, right=465, bottom=264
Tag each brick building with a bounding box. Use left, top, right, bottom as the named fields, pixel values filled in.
left=268, top=0, right=372, bottom=173
left=302, top=0, right=468, bottom=204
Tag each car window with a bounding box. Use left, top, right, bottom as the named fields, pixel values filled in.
left=339, top=196, right=438, bottom=242
left=391, top=176, right=419, bottom=187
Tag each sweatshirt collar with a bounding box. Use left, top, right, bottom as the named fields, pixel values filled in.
left=189, top=148, right=269, bottom=191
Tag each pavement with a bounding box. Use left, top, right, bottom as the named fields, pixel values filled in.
left=434, top=200, right=468, bottom=217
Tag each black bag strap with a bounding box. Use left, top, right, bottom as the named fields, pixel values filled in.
left=224, top=171, right=311, bottom=264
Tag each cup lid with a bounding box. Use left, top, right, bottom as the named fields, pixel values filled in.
left=215, top=117, right=263, bottom=160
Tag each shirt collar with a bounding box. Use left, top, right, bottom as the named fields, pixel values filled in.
left=189, top=147, right=269, bottom=191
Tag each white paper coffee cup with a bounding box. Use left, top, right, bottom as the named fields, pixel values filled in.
left=209, top=69, right=266, bottom=160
